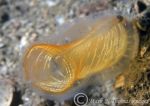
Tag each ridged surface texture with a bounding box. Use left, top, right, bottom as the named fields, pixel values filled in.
left=23, top=16, right=137, bottom=94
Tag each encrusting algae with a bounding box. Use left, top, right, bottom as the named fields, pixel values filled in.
left=23, top=13, right=139, bottom=100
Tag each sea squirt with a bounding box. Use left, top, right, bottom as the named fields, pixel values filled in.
left=23, top=13, right=139, bottom=100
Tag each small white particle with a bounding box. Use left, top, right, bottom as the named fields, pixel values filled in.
left=45, top=0, right=59, bottom=7
left=19, top=36, right=28, bottom=51
left=55, top=15, right=65, bottom=25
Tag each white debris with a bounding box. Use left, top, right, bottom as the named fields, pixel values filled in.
left=55, top=15, right=65, bottom=26
left=45, top=0, right=60, bottom=7
left=0, top=80, right=13, bottom=106
left=19, top=36, right=28, bottom=51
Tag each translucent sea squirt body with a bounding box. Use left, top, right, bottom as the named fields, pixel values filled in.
left=23, top=14, right=139, bottom=100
